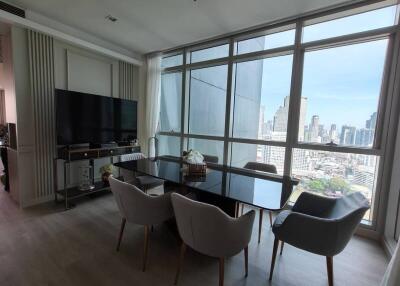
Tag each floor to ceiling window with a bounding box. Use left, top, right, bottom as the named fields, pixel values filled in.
left=158, top=0, right=399, bottom=226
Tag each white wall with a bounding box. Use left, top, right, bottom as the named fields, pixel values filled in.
left=54, top=40, right=119, bottom=97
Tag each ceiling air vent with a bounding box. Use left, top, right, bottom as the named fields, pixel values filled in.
left=0, top=1, right=25, bottom=18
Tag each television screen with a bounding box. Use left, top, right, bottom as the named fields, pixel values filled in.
left=56, top=89, right=137, bottom=145
left=113, top=97, right=137, bottom=142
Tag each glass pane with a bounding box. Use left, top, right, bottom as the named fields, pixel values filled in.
left=190, top=44, right=229, bottom=63
left=229, top=142, right=285, bottom=175
left=161, top=54, right=183, bottom=68
left=186, top=138, right=224, bottom=164
left=231, top=55, right=293, bottom=141
left=291, top=149, right=378, bottom=222
left=189, top=65, right=228, bottom=136
left=299, top=40, right=388, bottom=146
left=157, top=135, right=181, bottom=157
left=303, top=5, right=397, bottom=43
left=236, top=29, right=295, bottom=54
left=160, top=72, right=182, bottom=132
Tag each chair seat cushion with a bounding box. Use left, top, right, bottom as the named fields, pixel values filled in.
left=137, top=175, right=164, bottom=189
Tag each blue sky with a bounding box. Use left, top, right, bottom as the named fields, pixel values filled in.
left=259, top=5, right=396, bottom=131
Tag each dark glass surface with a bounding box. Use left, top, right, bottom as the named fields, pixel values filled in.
left=114, top=156, right=299, bottom=210
left=56, top=89, right=137, bottom=145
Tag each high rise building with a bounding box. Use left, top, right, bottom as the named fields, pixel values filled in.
left=329, top=124, right=338, bottom=142
left=366, top=112, right=377, bottom=130
left=310, top=115, right=320, bottom=142
left=340, top=125, right=356, bottom=145
left=272, top=96, right=307, bottom=140
left=298, top=97, right=308, bottom=141
left=273, top=96, right=290, bottom=132
left=355, top=128, right=374, bottom=146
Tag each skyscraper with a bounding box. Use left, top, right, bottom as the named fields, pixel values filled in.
left=340, top=125, right=356, bottom=145
left=273, top=96, right=290, bottom=132
left=298, top=97, right=308, bottom=141
left=366, top=112, right=377, bottom=130
left=329, top=124, right=338, bottom=142
left=272, top=96, right=307, bottom=139
left=310, top=115, right=320, bottom=142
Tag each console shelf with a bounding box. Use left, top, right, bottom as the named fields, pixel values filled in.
left=55, top=145, right=140, bottom=209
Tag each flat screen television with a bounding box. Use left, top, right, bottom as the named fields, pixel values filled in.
left=56, top=89, right=137, bottom=145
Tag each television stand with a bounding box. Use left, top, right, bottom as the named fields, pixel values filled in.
left=55, top=145, right=140, bottom=210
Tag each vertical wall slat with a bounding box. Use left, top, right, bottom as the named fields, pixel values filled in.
left=28, top=30, right=55, bottom=199
left=119, top=61, right=135, bottom=100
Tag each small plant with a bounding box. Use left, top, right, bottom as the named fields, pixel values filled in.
left=99, top=164, right=114, bottom=184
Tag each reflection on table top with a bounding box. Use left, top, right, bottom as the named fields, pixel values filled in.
left=114, top=156, right=299, bottom=211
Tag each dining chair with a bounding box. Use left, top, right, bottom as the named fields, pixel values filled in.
left=241, top=161, right=277, bottom=243
left=269, top=191, right=370, bottom=286
left=171, top=193, right=255, bottom=286
left=119, top=152, right=164, bottom=192
left=109, top=176, right=174, bottom=271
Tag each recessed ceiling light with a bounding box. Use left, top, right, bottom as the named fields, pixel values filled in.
left=105, top=15, right=117, bottom=22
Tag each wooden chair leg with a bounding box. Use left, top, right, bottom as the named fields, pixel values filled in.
left=142, top=225, right=150, bottom=272
left=116, top=218, right=126, bottom=251
left=258, top=209, right=263, bottom=243
left=326, top=256, right=334, bottom=286
left=269, top=238, right=279, bottom=281
left=235, top=202, right=239, bottom=218
left=219, top=257, right=225, bottom=286
left=280, top=241, right=284, bottom=255
left=174, top=243, right=187, bottom=285
left=269, top=211, right=273, bottom=227
left=244, top=246, right=249, bottom=277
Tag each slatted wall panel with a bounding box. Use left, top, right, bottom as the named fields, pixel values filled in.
left=119, top=61, right=136, bottom=100
left=28, top=30, right=56, bottom=199
left=0, top=90, right=6, bottom=125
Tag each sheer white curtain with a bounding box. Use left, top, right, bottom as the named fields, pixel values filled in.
left=381, top=241, right=400, bottom=286
left=144, top=53, right=162, bottom=157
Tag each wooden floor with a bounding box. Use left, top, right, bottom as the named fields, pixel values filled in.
left=0, top=190, right=388, bottom=286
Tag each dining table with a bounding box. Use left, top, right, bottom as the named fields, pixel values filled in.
left=114, top=156, right=300, bottom=217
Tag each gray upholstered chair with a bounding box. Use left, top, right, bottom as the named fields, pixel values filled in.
left=119, top=152, right=164, bottom=192
left=241, top=162, right=277, bottom=243
left=171, top=193, right=255, bottom=286
left=269, top=191, right=370, bottom=286
left=109, top=176, right=173, bottom=271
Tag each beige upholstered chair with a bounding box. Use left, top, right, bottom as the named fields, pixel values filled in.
left=109, top=176, right=173, bottom=271
left=119, top=152, right=164, bottom=192
left=171, top=193, right=255, bottom=286
left=241, top=162, right=277, bottom=243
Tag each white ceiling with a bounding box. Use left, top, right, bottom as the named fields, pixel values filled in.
left=8, top=0, right=355, bottom=54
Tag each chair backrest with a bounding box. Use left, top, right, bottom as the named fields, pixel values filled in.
left=171, top=193, right=255, bottom=258
left=109, top=176, right=173, bottom=225
left=203, top=154, right=219, bottom=164
left=330, top=192, right=370, bottom=254
left=244, top=161, right=277, bottom=174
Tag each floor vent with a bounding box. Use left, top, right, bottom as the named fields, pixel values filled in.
left=0, top=1, right=25, bottom=18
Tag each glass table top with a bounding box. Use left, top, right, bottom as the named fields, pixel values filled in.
left=114, top=156, right=299, bottom=211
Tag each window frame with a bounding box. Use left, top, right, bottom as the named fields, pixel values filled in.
left=159, top=0, right=400, bottom=231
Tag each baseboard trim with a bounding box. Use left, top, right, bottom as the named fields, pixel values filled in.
left=22, top=194, right=53, bottom=208
left=382, top=236, right=396, bottom=257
